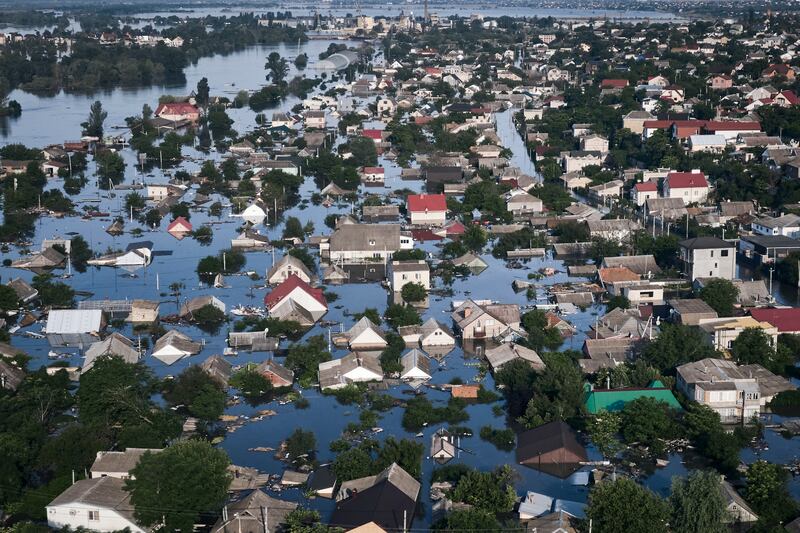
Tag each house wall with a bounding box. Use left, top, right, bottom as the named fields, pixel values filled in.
left=421, top=329, right=455, bottom=347
left=268, top=264, right=312, bottom=284
left=391, top=269, right=431, bottom=292
left=410, top=210, right=447, bottom=226
left=665, top=185, right=709, bottom=204
left=350, top=329, right=388, bottom=350
left=47, top=504, right=144, bottom=533
left=459, top=313, right=508, bottom=339
left=682, top=247, right=735, bottom=280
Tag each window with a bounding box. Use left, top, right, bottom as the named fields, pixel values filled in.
left=721, top=250, right=729, bottom=257
left=88, top=511, right=100, bottom=521
left=710, top=250, right=714, bottom=257
left=369, top=240, right=376, bottom=246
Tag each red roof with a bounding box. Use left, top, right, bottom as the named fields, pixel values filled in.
left=155, top=102, right=199, bottom=116
left=407, top=193, right=447, bottom=212
left=601, top=79, right=629, bottom=88
left=634, top=182, right=658, bottom=192
left=264, top=274, right=327, bottom=309
left=667, top=171, right=708, bottom=189
left=643, top=120, right=673, bottom=129
left=167, top=216, right=193, bottom=232
left=362, top=129, right=384, bottom=140
left=778, top=90, right=800, bottom=105
left=363, top=166, right=384, bottom=174
left=750, top=308, right=800, bottom=333
left=445, top=221, right=466, bottom=235
left=703, top=121, right=761, bottom=132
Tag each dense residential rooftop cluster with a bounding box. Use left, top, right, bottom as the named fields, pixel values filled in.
left=2, top=4, right=800, bottom=533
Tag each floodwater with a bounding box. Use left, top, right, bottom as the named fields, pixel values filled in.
left=0, top=30, right=797, bottom=529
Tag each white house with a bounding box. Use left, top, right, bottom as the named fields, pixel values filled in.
left=751, top=213, right=800, bottom=238
left=47, top=477, right=145, bottom=533
left=267, top=254, right=314, bottom=285
left=679, top=236, right=736, bottom=281
left=390, top=260, right=431, bottom=292
left=664, top=170, right=710, bottom=204
left=506, top=190, right=543, bottom=215
left=631, top=181, right=658, bottom=206
left=407, top=193, right=447, bottom=226
left=400, top=349, right=432, bottom=381
left=318, top=352, right=383, bottom=390
left=345, top=317, right=388, bottom=350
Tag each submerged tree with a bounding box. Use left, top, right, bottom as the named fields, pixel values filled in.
left=82, top=100, right=107, bottom=138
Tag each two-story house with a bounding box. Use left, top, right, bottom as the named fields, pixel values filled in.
left=678, top=236, right=736, bottom=280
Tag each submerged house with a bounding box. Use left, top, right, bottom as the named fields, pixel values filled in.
left=318, top=352, right=384, bottom=390
left=264, top=274, right=328, bottom=325
left=332, top=463, right=420, bottom=532
left=267, top=254, right=314, bottom=285
left=583, top=380, right=681, bottom=414
left=83, top=333, right=140, bottom=373
left=516, top=421, right=588, bottom=478
left=210, top=490, right=297, bottom=533
left=152, top=330, right=202, bottom=365
left=451, top=299, right=522, bottom=340
left=45, top=309, right=106, bottom=347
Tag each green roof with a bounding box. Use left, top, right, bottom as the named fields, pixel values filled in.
left=583, top=380, right=681, bottom=414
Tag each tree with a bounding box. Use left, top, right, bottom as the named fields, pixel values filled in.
left=461, top=225, right=487, bottom=252
left=124, top=192, right=146, bottom=213
left=587, top=478, right=669, bottom=533
left=294, top=53, right=308, bottom=69
left=82, top=100, right=107, bottom=138
left=385, top=303, right=421, bottom=328
left=286, top=429, right=316, bottom=462
left=620, top=397, right=679, bottom=455
left=31, top=274, right=74, bottom=308
left=518, top=352, right=584, bottom=428
left=606, top=294, right=630, bottom=311
left=354, top=308, right=382, bottom=325
left=191, top=304, right=227, bottom=332
left=0, top=285, right=20, bottom=313
left=731, top=327, right=787, bottom=374
left=401, top=282, right=426, bottom=303
left=265, top=52, right=289, bottom=84
left=333, top=447, right=374, bottom=481
left=669, top=470, right=728, bottom=533
left=126, top=441, right=231, bottom=532
left=77, top=357, right=179, bottom=447
left=641, top=323, right=718, bottom=373
left=683, top=403, right=742, bottom=474
left=229, top=365, right=274, bottom=403
left=450, top=466, right=517, bottom=513
left=555, top=220, right=590, bottom=242
left=699, top=278, right=739, bottom=316
left=95, top=150, right=126, bottom=186
left=285, top=336, right=331, bottom=387
left=283, top=216, right=305, bottom=240
left=586, top=411, right=623, bottom=459
left=196, top=77, right=210, bottom=107
left=745, top=460, right=798, bottom=528
left=163, top=366, right=226, bottom=421
left=433, top=509, right=501, bottom=530
left=520, top=309, right=563, bottom=352
left=348, top=136, right=378, bottom=167
left=375, top=437, right=424, bottom=479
